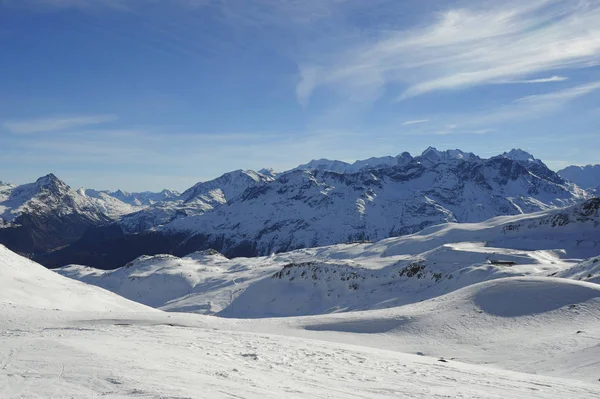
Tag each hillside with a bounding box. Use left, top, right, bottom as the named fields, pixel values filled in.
left=0, top=244, right=148, bottom=312
left=57, top=198, right=600, bottom=317
left=1, top=243, right=599, bottom=397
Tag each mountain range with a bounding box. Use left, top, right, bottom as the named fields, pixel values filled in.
left=558, top=164, right=600, bottom=192
left=0, top=148, right=596, bottom=268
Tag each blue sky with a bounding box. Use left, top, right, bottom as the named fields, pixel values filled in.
left=1, top=0, right=600, bottom=191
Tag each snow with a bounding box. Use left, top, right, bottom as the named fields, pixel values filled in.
left=3, top=305, right=600, bottom=398
left=503, top=148, right=540, bottom=163
left=294, top=147, right=478, bottom=174
left=116, top=169, right=274, bottom=234
left=1, top=154, right=600, bottom=397
left=57, top=200, right=600, bottom=318
left=159, top=159, right=587, bottom=258
left=559, top=255, right=600, bottom=284
left=0, top=174, right=109, bottom=225
left=0, top=244, right=149, bottom=312
left=78, top=188, right=141, bottom=219
left=4, top=248, right=600, bottom=396
left=290, top=277, right=600, bottom=382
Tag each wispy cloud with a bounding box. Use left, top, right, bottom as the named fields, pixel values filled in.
left=502, top=75, right=569, bottom=84
left=402, top=119, right=429, bottom=126
left=470, top=80, right=600, bottom=125
left=298, top=0, right=600, bottom=104
left=2, top=115, right=117, bottom=134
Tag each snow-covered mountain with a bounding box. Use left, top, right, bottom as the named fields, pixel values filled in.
left=158, top=148, right=587, bottom=257
left=559, top=164, right=600, bottom=189
left=42, top=148, right=590, bottom=268
left=76, top=187, right=181, bottom=219
left=107, top=188, right=180, bottom=206
left=57, top=197, right=600, bottom=317
left=77, top=188, right=142, bottom=219
left=294, top=150, right=416, bottom=173
left=294, top=148, right=481, bottom=174
left=180, top=169, right=273, bottom=205
left=117, top=169, right=274, bottom=234
left=0, top=174, right=112, bottom=254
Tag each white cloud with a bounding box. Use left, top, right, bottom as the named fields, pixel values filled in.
left=2, top=115, right=117, bottom=134
left=502, top=75, right=569, bottom=84
left=470, top=80, right=600, bottom=124
left=402, top=119, right=429, bottom=126
left=298, top=0, right=600, bottom=103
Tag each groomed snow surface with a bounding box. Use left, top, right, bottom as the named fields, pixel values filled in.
left=4, top=199, right=600, bottom=398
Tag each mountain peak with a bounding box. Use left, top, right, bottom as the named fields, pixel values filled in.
left=35, top=173, right=68, bottom=191
left=421, top=146, right=441, bottom=157
left=419, top=147, right=476, bottom=162
left=294, top=159, right=351, bottom=174
left=503, top=149, right=538, bottom=163
left=258, top=168, right=277, bottom=178
left=37, top=172, right=59, bottom=182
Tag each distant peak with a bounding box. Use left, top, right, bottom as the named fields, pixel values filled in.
left=38, top=173, right=58, bottom=181
left=419, top=147, right=476, bottom=162
left=421, top=146, right=440, bottom=156
left=258, top=168, right=277, bottom=178
left=160, top=189, right=178, bottom=196
left=503, top=149, right=538, bottom=163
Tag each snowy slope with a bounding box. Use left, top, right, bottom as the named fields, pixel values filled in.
left=57, top=198, right=600, bottom=317
left=0, top=244, right=147, bottom=311
left=559, top=256, right=600, bottom=284
left=279, top=277, right=600, bottom=382
left=559, top=164, right=600, bottom=189
left=3, top=303, right=599, bottom=398
left=4, top=243, right=600, bottom=396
